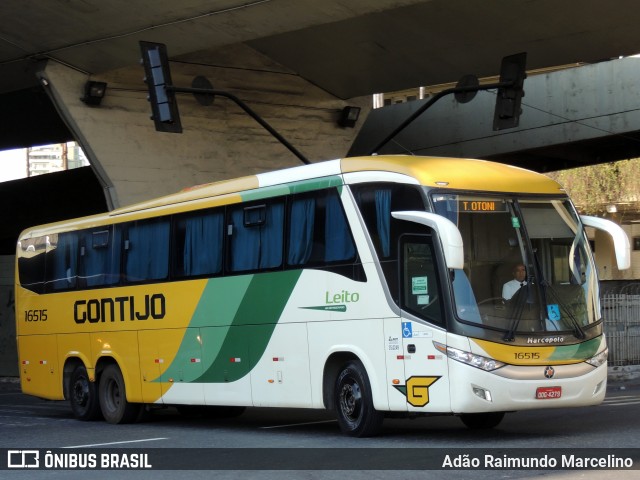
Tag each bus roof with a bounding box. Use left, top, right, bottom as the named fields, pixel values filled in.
left=341, top=156, right=563, bottom=194
left=20, top=155, right=564, bottom=237
left=114, top=155, right=563, bottom=214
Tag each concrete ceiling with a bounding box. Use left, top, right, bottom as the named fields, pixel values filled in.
left=3, top=0, right=640, bottom=100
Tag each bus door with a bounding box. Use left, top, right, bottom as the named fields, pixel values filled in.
left=398, top=234, right=451, bottom=413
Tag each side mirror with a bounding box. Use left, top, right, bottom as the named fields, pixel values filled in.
left=391, top=211, right=464, bottom=269
left=580, top=215, right=630, bottom=270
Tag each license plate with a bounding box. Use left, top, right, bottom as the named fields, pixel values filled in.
left=536, top=386, right=562, bottom=399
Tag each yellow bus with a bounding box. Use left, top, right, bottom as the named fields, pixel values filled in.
left=15, top=155, right=630, bottom=436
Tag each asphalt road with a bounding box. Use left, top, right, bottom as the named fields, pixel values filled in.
left=1, top=378, right=640, bottom=479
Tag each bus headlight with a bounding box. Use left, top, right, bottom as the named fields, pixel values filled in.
left=433, top=342, right=505, bottom=372
left=585, top=348, right=608, bottom=368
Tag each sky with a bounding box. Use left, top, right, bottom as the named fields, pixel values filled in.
left=0, top=148, right=27, bottom=182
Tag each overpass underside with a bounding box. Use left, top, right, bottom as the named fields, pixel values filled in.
left=349, top=56, right=640, bottom=173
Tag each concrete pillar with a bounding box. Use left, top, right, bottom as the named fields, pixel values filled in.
left=0, top=256, right=17, bottom=376
left=40, top=45, right=370, bottom=208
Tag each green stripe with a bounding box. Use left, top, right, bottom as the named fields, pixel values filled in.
left=157, top=270, right=302, bottom=384
left=241, top=176, right=343, bottom=202
left=548, top=336, right=602, bottom=361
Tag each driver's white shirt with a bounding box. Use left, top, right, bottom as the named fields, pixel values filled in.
left=502, top=279, right=526, bottom=300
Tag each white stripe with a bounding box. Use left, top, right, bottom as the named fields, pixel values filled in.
left=63, top=438, right=168, bottom=448
left=260, top=419, right=336, bottom=429
left=602, top=400, right=640, bottom=406
left=257, top=159, right=341, bottom=187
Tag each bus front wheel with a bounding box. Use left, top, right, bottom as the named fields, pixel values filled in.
left=334, top=360, right=383, bottom=437
left=69, top=365, right=101, bottom=421
left=99, top=364, right=140, bottom=424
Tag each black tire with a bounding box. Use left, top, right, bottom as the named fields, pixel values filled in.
left=460, top=412, right=505, bottom=429
left=98, top=364, right=141, bottom=424
left=334, top=360, right=383, bottom=437
left=69, top=365, right=102, bottom=421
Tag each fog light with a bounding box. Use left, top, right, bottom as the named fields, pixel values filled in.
left=472, top=385, right=492, bottom=402
left=593, top=380, right=605, bottom=396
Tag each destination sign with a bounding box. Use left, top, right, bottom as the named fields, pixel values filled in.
left=459, top=198, right=507, bottom=213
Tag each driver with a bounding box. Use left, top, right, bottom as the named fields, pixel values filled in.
left=502, top=263, right=527, bottom=300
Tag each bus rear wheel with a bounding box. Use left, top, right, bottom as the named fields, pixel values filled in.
left=334, top=360, right=383, bottom=437
left=459, top=412, right=505, bottom=429
left=99, top=364, right=140, bottom=424
left=69, top=365, right=101, bottom=421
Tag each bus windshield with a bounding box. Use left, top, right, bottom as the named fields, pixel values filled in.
left=432, top=193, right=598, bottom=339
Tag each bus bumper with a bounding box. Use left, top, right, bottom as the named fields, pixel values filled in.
left=448, top=360, right=607, bottom=413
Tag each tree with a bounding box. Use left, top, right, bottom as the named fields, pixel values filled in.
left=546, top=159, right=640, bottom=218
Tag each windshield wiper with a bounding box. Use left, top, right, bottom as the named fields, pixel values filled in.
left=503, top=279, right=534, bottom=341
left=546, top=285, right=586, bottom=339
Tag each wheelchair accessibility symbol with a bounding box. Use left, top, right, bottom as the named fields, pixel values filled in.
left=402, top=322, right=413, bottom=338
left=547, top=304, right=561, bottom=321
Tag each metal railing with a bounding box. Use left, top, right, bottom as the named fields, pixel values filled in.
left=602, top=293, right=640, bottom=366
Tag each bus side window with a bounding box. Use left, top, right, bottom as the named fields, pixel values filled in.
left=228, top=201, right=284, bottom=273
left=47, top=232, right=78, bottom=291
left=18, top=237, right=47, bottom=293
left=287, top=195, right=316, bottom=265
left=174, top=209, right=224, bottom=278
left=287, top=188, right=357, bottom=267
left=323, top=189, right=356, bottom=262
left=124, top=219, right=170, bottom=282
left=400, top=235, right=445, bottom=326
left=353, top=183, right=425, bottom=260
left=352, top=183, right=426, bottom=299
left=79, top=227, right=122, bottom=287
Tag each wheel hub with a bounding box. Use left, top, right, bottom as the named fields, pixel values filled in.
left=340, top=381, right=361, bottom=419
left=72, top=379, right=88, bottom=407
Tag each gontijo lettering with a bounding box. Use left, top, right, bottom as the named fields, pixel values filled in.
left=74, top=294, right=166, bottom=323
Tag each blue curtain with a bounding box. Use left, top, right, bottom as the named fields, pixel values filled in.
left=126, top=221, right=170, bottom=281
left=324, top=192, right=355, bottom=262
left=230, top=208, right=260, bottom=271
left=260, top=203, right=284, bottom=269
left=183, top=213, right=223, bottom=276
left=230, top=204, right=284, bottom=271
left=50, top=232, right=78, bottom=290
left=288, top=198, right=315, bottom=265
left=375, top=189, right=391, bottom=257
left=105, top=228, right=122, bottom=285
left=81, top=228, right=121, bottom=286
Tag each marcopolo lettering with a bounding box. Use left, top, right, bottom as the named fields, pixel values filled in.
left=74, top=294, right=166, bottom=324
